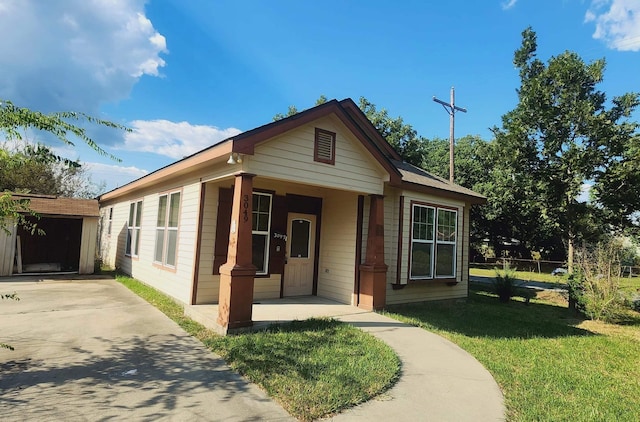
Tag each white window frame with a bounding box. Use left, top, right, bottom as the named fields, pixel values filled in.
left=126, top=200, right=143, bottom=257
left=252, top=192, right=272, bottom=276
left=154, top=191, right=181, bottom=268
left=409, top=203, right=458, bottom=280
left=435, top=208, right=457, bottom=278
left=410, top=204, right=435, bottom=279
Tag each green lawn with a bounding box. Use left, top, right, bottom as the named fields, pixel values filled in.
left=470, top=267, right=640, bottom=295
left=207, top=319, right=399, bottom=420
left=385, top=287, right=640, bottom=421
left=116, top=275, right=399, bottom=421
left=470, top=267, right=566, bottom=284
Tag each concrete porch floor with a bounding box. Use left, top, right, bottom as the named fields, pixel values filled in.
left=185, top=296, right=371, bottom=333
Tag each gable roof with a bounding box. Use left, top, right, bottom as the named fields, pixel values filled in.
left=99, top=98, right=485, bottom=204
left=11, top=194, right=99, bottom=217
left=230, top=99, right=404, bottom=184
left=392, top=160, right=486, bottom=204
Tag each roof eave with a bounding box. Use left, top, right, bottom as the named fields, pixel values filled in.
left=399, top=180, right=487, bottom=205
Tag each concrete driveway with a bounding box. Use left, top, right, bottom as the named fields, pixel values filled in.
left=0, top=277, right=292, bottom=421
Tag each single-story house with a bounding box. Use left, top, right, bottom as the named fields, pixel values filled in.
left=0, top=194, right=99, bottom=276
left=98, top=98, right=485, bottom=332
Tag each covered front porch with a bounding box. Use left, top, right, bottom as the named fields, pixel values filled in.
left=185, top=295, right=372, bottom=334
left=193, top=171, right=388, bottom=334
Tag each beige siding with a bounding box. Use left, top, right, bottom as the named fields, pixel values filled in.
left=383, top=187, right=401, bottom=285
left=195, top=182, right=220, bottom=304
left=197, top=180, right=360, bottom=305
left=317, top=190, right=359, bottom=304
left=462, top=206, right=470, bottom=286
left=99, top=178, right=203, bottom=304
left=0, top=219, right=16, bottom=276
left=254, top=275, right=281, bottom=300
left=247, top=116, right=387, bottom=195
left=79, top=217, right=98, bottom=274
left=386, top=190, right=469, bottom=305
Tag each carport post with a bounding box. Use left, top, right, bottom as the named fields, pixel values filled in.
left=217, top=172, right=257, bottom=333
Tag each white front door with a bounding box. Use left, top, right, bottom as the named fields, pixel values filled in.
left=283, top=213, right=316, bottom=297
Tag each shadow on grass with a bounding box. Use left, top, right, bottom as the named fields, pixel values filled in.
left=385, top=285, right=595, bottom=340
left=204, top=318, right=400, bottom=421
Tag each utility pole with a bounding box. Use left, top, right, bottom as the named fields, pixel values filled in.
left=433, top=87, right=467, bottom=183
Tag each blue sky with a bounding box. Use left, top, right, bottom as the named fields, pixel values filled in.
left=1, top=0, right=639, bottom=192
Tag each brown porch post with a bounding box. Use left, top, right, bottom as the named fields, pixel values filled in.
left=217, top=172, right=257, bottom=332
left=358, top=194, right=388, bottom=310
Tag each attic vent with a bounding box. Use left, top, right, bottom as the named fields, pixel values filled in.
left=314, top=128, right=336, bottom=165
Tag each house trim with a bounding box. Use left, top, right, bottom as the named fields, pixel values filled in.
left=190, top=182, right=207, bottom=305
left=395, top=195, right=404, bottom=285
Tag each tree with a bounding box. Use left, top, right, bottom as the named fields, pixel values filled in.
left=493, top=28, right=640, bottom=271
left=273, top=95, right=427, bottom=166
left=273, top=95, right=328, bottom=121
left=357, top=97, right=425, bottom=166
left=594, top=125, right=640, bottom=229
left=1, top=142, right=104, bottom=199
left=0, top=99, right=127, bottom=231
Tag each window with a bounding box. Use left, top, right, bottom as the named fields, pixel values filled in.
left=410, top=205, right=434, bottom=278
left=155, top=191, right=181, bottom=267
left=290, top=219, right=311, bottom=258
left=125, top=201, right=143, bottom=257
left=410, top=204, right=457, bottom=280
left=314, top=128, right=336, bottom=165
left=107, top=207, right=113, bottom=236
left=435, top=209, right=457, bottom=277
left=252, top=192, right=272, bottom=275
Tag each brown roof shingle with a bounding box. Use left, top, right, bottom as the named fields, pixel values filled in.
left=11, top=194, right=99, bottom=217
left=391, top=160, right=486, bottom=204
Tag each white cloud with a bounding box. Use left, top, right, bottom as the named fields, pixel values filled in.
left=585, top=0, right=640, bottom=51
left=0, top=0, right=167, bottom=112
left=85, top=162, right=148, bottom=192
left=119, top=120, right=242, bottom=159
left=502, top=0, right=518, bottom=10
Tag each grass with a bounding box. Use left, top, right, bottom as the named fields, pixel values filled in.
left=384, top=286, right=640, bottom=421
left=471, top=267, right=640, bottom=298
left=116, top=274, right=400, bottom=421
left=206, top=319, right=399, bottom=420
left=470, top=267, right=566, bottom=284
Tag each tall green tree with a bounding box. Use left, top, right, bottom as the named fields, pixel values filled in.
left=493, top=28, right=640, bottom=271
left=1, top=142, right=104, bottom=199
left=357, top=97, right=426, bottom=166
left=1, top=100, right=127, bottom=231
left=273, top=95, right=328, bottom=121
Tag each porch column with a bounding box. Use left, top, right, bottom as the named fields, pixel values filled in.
left=217, top=172, right=257, bottom=332
left=359, top=194, right=388, bottom=310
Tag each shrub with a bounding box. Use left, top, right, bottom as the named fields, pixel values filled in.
left=569, top=240, right=627, bottom=322
left=493, top=264, right=521, bottom=303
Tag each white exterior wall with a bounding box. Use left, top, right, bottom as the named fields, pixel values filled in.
left=0, top=219, right=16, bottom=276
left=99, top=177, right=203, bottom=304
left=196, top=179, right=360, bottom=305
left=386, top=190, right=469, bottom=305
left=79, top=217, right=98, bottom=274
left=194, top=182, right=219, bottom=304
left=317, top=190, right=359, bottom=305
left=247, top=116, right=386, bottom=195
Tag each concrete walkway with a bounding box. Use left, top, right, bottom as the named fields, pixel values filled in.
left=3, top=277, right=505, bottom=421
left=1, top=277, right=293, bottom=421
left=331, top=312, right=505, bottom=421
left=188, top=297, right=506, bottom=421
